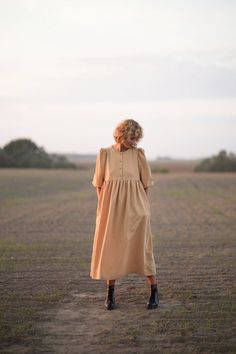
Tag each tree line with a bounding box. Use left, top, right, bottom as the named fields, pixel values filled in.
left=0, top=139, right=235, bottom=171
left=194, top=150, right=236, bottom=172
left=0, top=139, right=76, bottom=169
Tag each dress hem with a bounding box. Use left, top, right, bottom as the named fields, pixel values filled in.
left=90, top=270, right=157, bottom=280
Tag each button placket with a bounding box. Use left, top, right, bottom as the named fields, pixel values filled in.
left=119, top=152, right=123, bottom=178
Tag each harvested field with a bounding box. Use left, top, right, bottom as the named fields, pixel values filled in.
left=0, top=168, right=235, bottom=354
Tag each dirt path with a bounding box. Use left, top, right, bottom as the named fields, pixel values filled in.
left=40, top=280, right=185, bottom=354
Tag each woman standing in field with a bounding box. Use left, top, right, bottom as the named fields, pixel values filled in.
left=90, top=119, right=159, bottom=310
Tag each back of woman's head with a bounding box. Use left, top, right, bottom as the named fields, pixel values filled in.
left=113, top=119, right=143, bottom=147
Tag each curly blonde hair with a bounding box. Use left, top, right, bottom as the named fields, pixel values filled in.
left=113, top=119, right=143, bottom=147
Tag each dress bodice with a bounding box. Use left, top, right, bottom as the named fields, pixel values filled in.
left=92, top=145, right=154, bottom=189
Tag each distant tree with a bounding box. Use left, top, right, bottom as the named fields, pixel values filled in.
left=194, top=150, right=236, bottom=172
left=0, top=138, right=77, bottom=169
left=0, top=148, right=13, bottom=167
left=2, top=139, right=52, bottom=168
left=50, top=154, right=77, bottom=169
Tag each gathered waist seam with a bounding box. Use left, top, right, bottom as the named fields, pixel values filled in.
left=104, top=179, right=141, bottom=182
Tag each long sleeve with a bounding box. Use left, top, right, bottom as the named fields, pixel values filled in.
left=138, top=148, right=154, bottom=188
left=92, top=148, right=106, bottom=188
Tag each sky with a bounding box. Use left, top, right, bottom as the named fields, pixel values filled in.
left=0, top=0, right=236, bottom=159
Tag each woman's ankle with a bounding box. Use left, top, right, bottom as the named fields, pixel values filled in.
left=106, top=280, right=116, bottom=286
left=146, top=275, right=157, bottom=285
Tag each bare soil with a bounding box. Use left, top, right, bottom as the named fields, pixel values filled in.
left=0, top=169, right=235, bottom=354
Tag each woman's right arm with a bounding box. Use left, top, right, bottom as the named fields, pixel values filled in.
left=92, top=148, right=106, bottom=193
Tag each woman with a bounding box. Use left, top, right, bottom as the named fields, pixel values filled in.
left=90, top=119, right=159, bottom=310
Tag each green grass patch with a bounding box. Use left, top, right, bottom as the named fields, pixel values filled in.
left=0, top=287, right=66, bottom=347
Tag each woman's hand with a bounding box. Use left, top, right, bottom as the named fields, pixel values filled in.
left=96, top=187, right=102, bottom=199
left=144, top=187, right=149, bottom=196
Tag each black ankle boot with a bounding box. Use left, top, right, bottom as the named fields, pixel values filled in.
left=105, top=284, right=115, bottom=310
left=147, top=284, right=159, bottom=309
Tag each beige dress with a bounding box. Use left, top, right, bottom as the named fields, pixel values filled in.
left=90, top=145, right=157, bottom=280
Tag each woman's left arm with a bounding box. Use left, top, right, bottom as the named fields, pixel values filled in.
left=138, top=148, right=154, bottom=189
